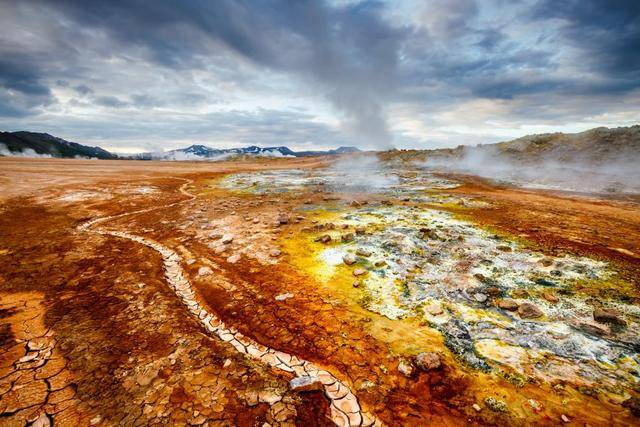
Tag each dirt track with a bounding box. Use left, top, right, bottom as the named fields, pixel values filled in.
left=1, top=157, right=639, bottom=426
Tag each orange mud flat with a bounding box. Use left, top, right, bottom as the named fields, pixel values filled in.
left=0, top=157, right=639, bottom=426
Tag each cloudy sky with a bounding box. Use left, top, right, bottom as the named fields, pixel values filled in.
left=1, top=0, right=638, bottom=153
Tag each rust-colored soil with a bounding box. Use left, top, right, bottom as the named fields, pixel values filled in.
left=1, top=158, right=639, bottom=426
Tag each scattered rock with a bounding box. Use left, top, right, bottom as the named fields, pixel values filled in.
left=197, top=266, right=213, bottom=276
left=269, top=249, right=282, bottom=258
left=353, top=281, right=361, bottom=288
left=426, top=303, right=443, bottom=316
left=353, top=268, right=367, bottom=277
left=374, top=260, right=386, bottom=267
left=290, top=376, right=323, bottom=392
left=415, top=352, right=441, bottom=371
left=221, top=234, right=234, bottom=244
left=136, top=368, right=158, bottom=387
left=484, top=397, right=508, bottom=412
left=542, top=292, right=559, bottom=303
left=539, top=258, right=554, bottom=267
left=485, top=286, right=502, bottom=297
left=518, top=302, right=543, bottom=318
left=314, top=234, right=332, bottom=244
left=275, top=293, right=294, bottom=301
left=474, top=293, right=487, bottom=303
left=343, top=254, right=357, bottom=265
left=398, top=359, right=414, bottom=377
left=496, top=245, right=512, bottom=252
left=277, top=214, right=290, bottom=225
left=341, top=233, right=354, bottom=243
left=355, top=248, right=371, bottom=257
left=497, top=299, right=518, bottom=311
left=355, top=226, right=366, bottom=235
left=593, top=307, right=625, bottom=325
left=227, top=253, right=241, bottom=263
left=32, top=414, right=51, bottom=427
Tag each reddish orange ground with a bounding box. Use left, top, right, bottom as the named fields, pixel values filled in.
left=1, top=157, right=639, bottom=426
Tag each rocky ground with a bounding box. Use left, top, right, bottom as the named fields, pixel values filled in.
left=0, top=156, right=639, bottom=426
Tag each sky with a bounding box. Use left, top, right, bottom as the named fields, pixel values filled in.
left=0, top=0, right=638, bottom=153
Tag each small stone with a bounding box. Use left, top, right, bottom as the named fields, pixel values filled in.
left=496, top=245, right=512, bottom=252
left=415, top=352, right=441, bottom=371
left=484, top=397, right=508, bottom=412
left=593, top=307, right=625, bottom=325
left=374, top=260, right=386, bottom=267
left=341, top=233, right=354, bottom=242
left=474, top=293, right=487, bottom=303
left=426, top=303, right=443, bottom=316
left=223, top=359, right=232, bottom=368
left=561, top=414, right=570, bottom=423
left=539, top=258, right=554, bottom=267
left=221, top=234, right=234, bottom=244
left=398, top=359, right=414, bottom=377
left=197, top=266, right=213, bottom=276
left=353, top=268, right=367, bottom=277
left=472, top=404, right=482, bottom=412
left=518, top=302, right=544, bottom=319
left=89, top=415, right=102, bottom=425
left=289, top=376, right=323, bottom=392
left=275, top=293, right=294, bottom=301
left=277, top=214, right=290, bottom=225
left=343, top=254, right=357, bottom=265
left=314, top=234, right=331, bottom=244
left=353, top=281, right=361, bottom=288
left=355, top=248, right=371, bottom=257
left=227, top=253, right=241, bottom=263
left=32, top=414, right=51, bottom=427
left=269, top=249, right=281, bottom=258
left=355, top=226, right=366, bottom=235
left=136, top=368, right=159, bottom=387
left=543, top=292, right=559, bottom=303
left=497, top=299, right=519, bottom=311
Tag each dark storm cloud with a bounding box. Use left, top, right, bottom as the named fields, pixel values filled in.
left=33, top=0, right=404, bottom=147
left=531, top=0, right=640, bottom=77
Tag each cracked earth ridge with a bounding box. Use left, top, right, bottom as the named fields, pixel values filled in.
left=78, top=179, right=378, bottom=427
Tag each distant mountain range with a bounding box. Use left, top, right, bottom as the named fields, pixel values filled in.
left=0, top=131, right=117, bottom=159
left=0, top=131, right=360, bottom=160
left=133, top=144, right=361, bottom=160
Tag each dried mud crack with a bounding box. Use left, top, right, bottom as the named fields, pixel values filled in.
left=78, top=179, right=378, bottom=427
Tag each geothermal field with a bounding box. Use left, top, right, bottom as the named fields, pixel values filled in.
left=0, top=154, right=639, bottom=426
